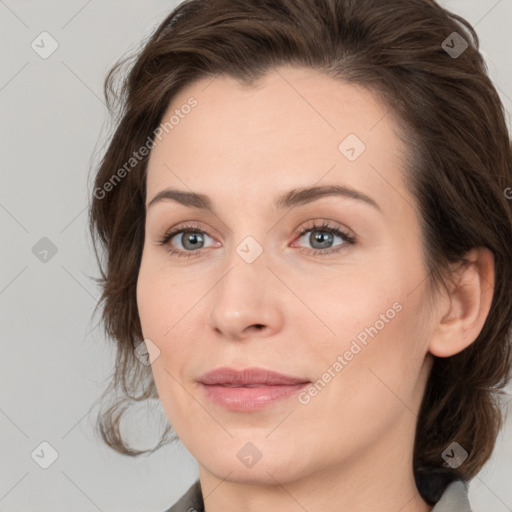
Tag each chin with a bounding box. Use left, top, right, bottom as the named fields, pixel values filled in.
left=197, top=441, right=312, bottom=485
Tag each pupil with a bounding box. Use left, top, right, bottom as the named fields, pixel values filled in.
left=183, top=232, right=203, bottom=250
left=311, top=231, right=332, bottom=249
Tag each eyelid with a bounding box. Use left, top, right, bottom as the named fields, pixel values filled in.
left=291, top=218, right=355, bottom=241
left=290, top=221, right=356, bottom=255
left=156, top=222, right=216, bottom=247
left=156, top=219, right=356, bottom=257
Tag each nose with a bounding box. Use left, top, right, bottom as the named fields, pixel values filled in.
left=207, top=258, right=284, bottom=341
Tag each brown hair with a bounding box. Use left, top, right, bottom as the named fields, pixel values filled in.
left=88, top=0, right=512, bottom=503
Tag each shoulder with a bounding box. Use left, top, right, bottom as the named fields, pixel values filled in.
left=161, top=480, right=204, bottom=512
left=431, top=480, right=472, bottom=512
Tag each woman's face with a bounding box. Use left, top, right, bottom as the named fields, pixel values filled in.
left=137, top=66, right=438, bottom=485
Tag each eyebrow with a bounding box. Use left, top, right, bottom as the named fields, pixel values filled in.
left=147, top=184, right=381, bottom=212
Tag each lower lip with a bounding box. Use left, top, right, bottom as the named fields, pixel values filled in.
left=200, top=382, right=310, bottom=412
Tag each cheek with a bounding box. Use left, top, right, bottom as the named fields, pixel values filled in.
left=136, top=253, right=202, bottom=412
left=297, top=269, right=401, bottom=349
left=136, top=250, right=192, bottom=340
left=300, top=258, right=429, bottom=400
left=294, top=293, right=428, bottom=463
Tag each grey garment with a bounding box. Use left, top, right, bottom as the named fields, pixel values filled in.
left=164, top=480, right=203, bottom=512
left=163, top=479, right=472, bottom=512
left=431, top=480, right=472, bottom=512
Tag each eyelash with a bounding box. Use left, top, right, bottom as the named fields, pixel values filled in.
left=156, top=221, right=356, bottom=258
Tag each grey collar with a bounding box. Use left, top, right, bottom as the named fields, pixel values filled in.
left=431, top=480, right=472, bottom=511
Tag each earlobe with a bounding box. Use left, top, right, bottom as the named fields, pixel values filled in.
left=428, top=248, right=495, bottom=358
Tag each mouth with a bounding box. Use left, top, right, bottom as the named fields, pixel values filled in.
left=198, top=366, right=310, bottom=412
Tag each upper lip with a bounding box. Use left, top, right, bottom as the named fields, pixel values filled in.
left=198, top=367, right=310, bottom=386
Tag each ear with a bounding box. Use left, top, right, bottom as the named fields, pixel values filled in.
left=428, top=248, right=495, bottom=358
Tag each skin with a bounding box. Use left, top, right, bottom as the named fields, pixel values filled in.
left=136, top=66, right=494, bottom=512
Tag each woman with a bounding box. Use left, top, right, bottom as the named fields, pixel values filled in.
left=88, top=0, right=512, bottom=510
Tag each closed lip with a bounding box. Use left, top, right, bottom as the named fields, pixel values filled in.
left=198, top=367, right=310, bottom=386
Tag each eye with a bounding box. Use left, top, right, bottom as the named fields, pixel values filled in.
left=156, top=220, right=356, bottom=259
left=292, top=220, right=355, bottom=255
left=156, top=223, right=218, bottom=258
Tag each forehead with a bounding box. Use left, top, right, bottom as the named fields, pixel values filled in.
left=146, top=66, right=411, bottom=217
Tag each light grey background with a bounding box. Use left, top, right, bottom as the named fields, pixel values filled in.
left=1, top=1, right=511, bottom=511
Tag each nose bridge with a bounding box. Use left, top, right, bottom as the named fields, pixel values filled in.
left=207, top=239, right=283, bottom=338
